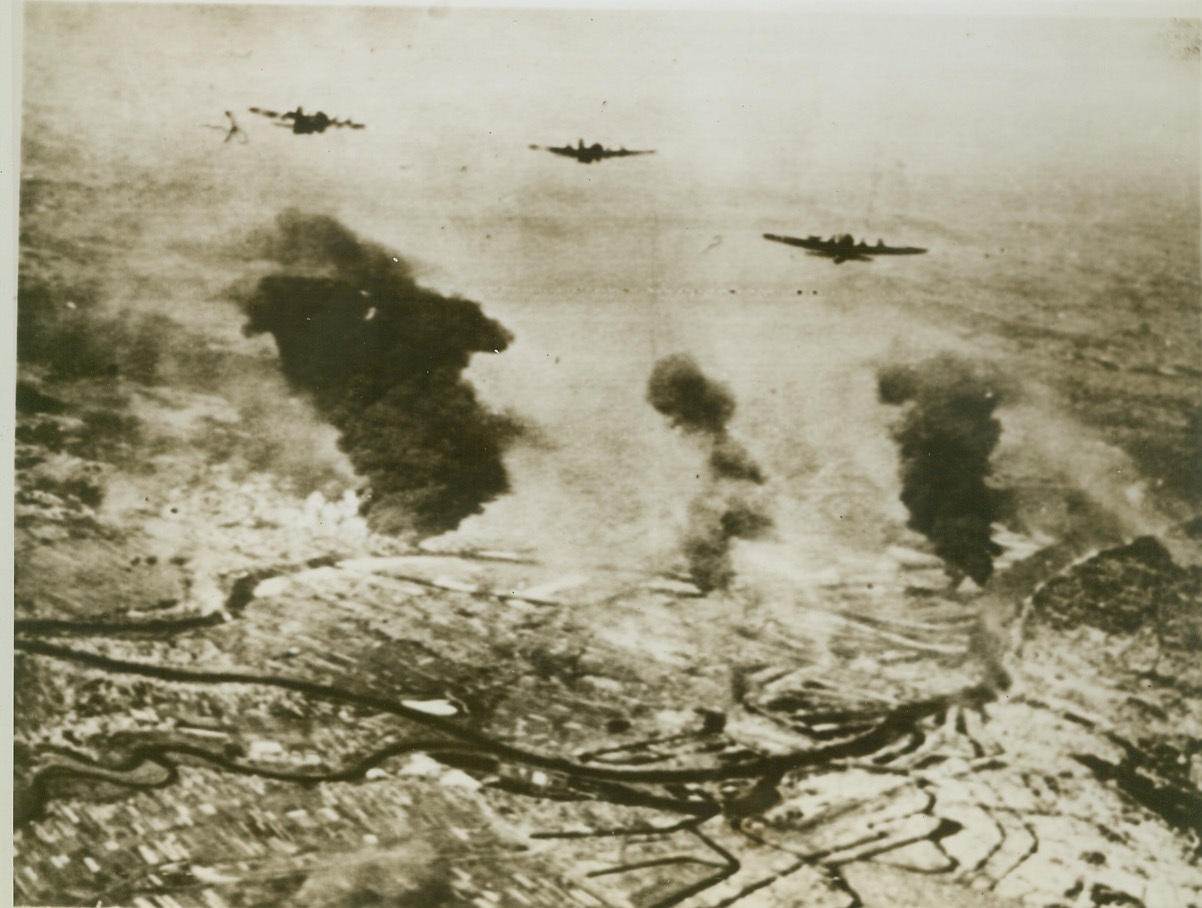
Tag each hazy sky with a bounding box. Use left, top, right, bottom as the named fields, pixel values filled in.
left=13, top=2, right=1201, bottom=566
left=18, top=2, right=1199, bottom=293
left=21, top=4, right=1199, bottom=184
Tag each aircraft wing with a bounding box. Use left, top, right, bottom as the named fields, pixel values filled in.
left=764, top=234, right=927, bottom=258
left=530, top=145, right=577, bottom=158
left=763, top=233, right=825, bottom=251
left=601, top=148, right=655, bottom=158
left=865, top=245, right=927, bottom=256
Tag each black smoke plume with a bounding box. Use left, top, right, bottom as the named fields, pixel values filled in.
left=648, top=354, right=772, bottom=592
left=709, top=434, right=767, bottom=484
left=878, top=354, right=1007, bottom=587
left=648, top=354, right=737, bottom=435
left=241, top=211, right=520, bottom=537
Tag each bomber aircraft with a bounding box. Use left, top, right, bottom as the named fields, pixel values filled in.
left=529, top=139, right=655, bottom=164
left=249, top=106, right=366, bottom=135
left=763, top=233, right=927, bottom=265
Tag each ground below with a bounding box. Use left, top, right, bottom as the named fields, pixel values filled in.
left=13, top=371, right=1202, bottom=908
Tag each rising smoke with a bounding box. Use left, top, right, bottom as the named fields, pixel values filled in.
left=241, top=211, right=521, bottom=537
left=647, top=354, right=736, bottom=435
left=647, top=354, right=772, bottom=592
left=878, top=354, right=1008, bottom=587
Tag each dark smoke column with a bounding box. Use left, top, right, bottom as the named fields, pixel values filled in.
left=648, top=354, right=772, bottom=593
left=242, top=211, right=520, bottom=537
left=878, top=354, right=1006, bottom=588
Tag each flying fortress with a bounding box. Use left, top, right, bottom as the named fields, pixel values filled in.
left=249, top=106, right=366, bottom=135
left=529, top=139, right=655, bottom=164
left=763, top=233, right=927, bottom=264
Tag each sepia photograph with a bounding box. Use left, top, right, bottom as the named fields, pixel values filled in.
left=11, top=2, right=1202, bottom=906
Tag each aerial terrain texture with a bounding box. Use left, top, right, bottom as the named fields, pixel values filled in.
left=13, top=6, right=1202, bottom=907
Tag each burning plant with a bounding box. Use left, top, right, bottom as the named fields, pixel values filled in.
left=648, top=354, right=772, bottom=592
left=241, top=211, right=521, bottom=537
left=878, top=353, right=1007, bottom=587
